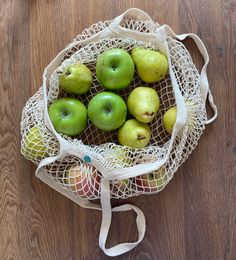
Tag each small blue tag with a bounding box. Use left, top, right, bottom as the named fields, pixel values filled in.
left=83, top=155, right=92, bottom=163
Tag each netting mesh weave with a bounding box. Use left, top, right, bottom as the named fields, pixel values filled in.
left=21, top=18, right=207, bottom=200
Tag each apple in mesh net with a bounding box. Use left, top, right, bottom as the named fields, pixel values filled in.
left=96, top=48, right=134, bottom=90
left=112, top=179, right=129, bottom=192
left=118, top=119, right=151, bottom=148
left=127, top=86, right=160, bottom=123
left=109, top=147, right=131, bottom=192
left=163, top=102, right=198, bottom=134
left=22, top=126, right=48, bottom=160
left=134, top=167, right=167, bottom=192
left=64, top=165, right=101, bottom=198
left=48, top=98, right=87, bottom=137
left=88, top=92, right=127, bottom=131
left=131, top=47, right=168, bottom=83
left=59, top=64, right=92, bottom=95
left=163, top=106, right=177, bottom=134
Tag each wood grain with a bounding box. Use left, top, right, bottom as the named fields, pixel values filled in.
left=0, top=0, right=235, bottom=259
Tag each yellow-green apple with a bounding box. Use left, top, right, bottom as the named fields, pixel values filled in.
left=135, top=167, right=166, bottom=192
left=131, top=47, right=168, bottom=83
left=109, top=147, right=131, bottom=191
left=88, top=92, right=127, bottom=131
left=96, top=49, right=134, bottom=90
left=22, top=126, right=48, bottom=160
left=164, top=102, right=198, bottom=134
left=59, top=64, right=92, bottom=95
left=48, top=98, right=87, bottom=136
left=163, top=106, right=177, bottom=134
left=109, top=146, right=133, bottom=167
left=127, top=86, right=160, bottom=123
left=64, top=165, right=101, bottom=198
left=118, top=119, right=151, bottom=148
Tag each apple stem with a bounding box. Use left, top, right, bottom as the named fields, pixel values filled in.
left=137, top=135, right=146, bottom=140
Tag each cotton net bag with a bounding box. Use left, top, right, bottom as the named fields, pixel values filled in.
left=20, top=8, right=217, bottom=256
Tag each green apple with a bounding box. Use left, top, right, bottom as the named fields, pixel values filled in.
left=87, top=92, right=127, bottom=131
left=59, top=64, right=92, bottom=95
left=127, top=86, right=160, bottom=123
left=22, top=126, right=48, bottom=160
left=163, top=106, right=177, bottom=134
left=96, top=49, right=134, bottom=90
left=131, top=47, right=168, bottom=83
left=48, top=98, right=87, bottom=136
left=118, top=119, right=151, bottom=148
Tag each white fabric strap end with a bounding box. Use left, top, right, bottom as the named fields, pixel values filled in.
left=205, top=90, right=218, bottom=124
left=99, top=179, right=146, bottom=257
left=170, top=29, right=218, bottom=124
left=113, top=8, right=154, bottom=25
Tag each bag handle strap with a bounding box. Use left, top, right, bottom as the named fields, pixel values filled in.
left=111, top=8, right=155, bottom=26
left=99, top=179, right=146, bottom=257
left=36, top=156, right=146, bottom=257
left=102, top=8, right=158, bottom=39
left=164, top=26, right=218, bottom=124
left=97, top=23, right=218, bottom=255
left=40, top=9, right=217, bottom=257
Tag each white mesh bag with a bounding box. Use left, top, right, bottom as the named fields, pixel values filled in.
left=20, top=8, right=217, bottom=256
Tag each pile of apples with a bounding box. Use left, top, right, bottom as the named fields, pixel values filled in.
left=48, top=47, right=176, bottom=148
left=23, top=46, right=179, bottom=197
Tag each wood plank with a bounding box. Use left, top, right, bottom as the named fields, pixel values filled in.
left=0, top=0, right=235, bottom=259
left=0, top=1, right=31, bottom=259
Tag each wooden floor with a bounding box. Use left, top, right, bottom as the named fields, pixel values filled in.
left=0, top=0, right=235, bottom=259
